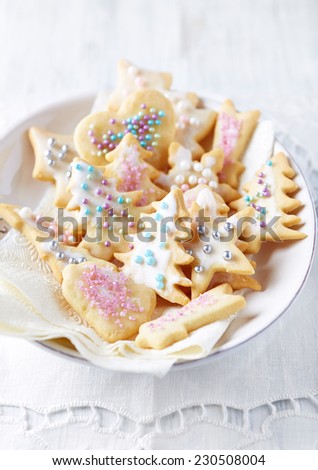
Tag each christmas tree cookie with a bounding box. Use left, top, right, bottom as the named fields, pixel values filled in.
left=115, top=189, right=193, bottom=305
left=230, top=152, right=307, bottom=253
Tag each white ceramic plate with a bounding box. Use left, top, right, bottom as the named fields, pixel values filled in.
left=0, top=94, right=316, bottom=370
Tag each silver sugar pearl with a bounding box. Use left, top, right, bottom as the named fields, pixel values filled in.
left=68, top=257, right=78, bottom=264
left=194, top=265, right=204, bottom=273
left=224, top=222, right=234, bottom=232
left=48, top=158, right=55, bottom=167
left=203, top=244, right=212, bottom=254
left=56, top=251, right=65, bottom=260
left=212, top=231, right=220, bottom=240
left=197, top=225, right=206, bottom=235
left=66, top=170, right=72, bottom=179
left=61, top=144, right=69, bottom=154
left=44, top=149, right=52, bottom=159
left=58, top=152, right=65, bottom=160
left=78, top=257, right=87, bottom=263
left=49, top=240, right=58, bottom=251
left=186, top=249, right=193, bottom=256
left=223, top=250, right=232, bottom=261
left=47, top=137, right=56, bottom=147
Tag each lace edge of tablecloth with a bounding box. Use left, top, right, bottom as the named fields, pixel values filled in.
left=1, top=392, right=318, bottom=449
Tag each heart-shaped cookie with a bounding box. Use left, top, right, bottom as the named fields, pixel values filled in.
left=74, top=89, right=175, bottom=171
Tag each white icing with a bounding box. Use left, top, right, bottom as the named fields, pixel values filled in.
left=157, top=144, right=218, bottom=191
left=240, top=121, right=275, bottom=189
left=121, top=192, right=183, bottom=294
left=195, top=188, right=221, bottom=219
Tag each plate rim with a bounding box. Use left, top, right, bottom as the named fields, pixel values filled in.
left=1, top=93, right=317, bottom=373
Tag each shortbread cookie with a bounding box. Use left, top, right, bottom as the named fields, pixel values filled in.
left=115, top=189, right=193, bottom=305
left=74, top=89, right=175, bottom=170
left=0, top=204, right=94, bottom=283
left=156, top=143, right=239, bottom=203
left=213, top=100, right=260, bottom=188
left=183, top=185, right=229, bottom=219
left=185, top=205, right=255, bottom=298
left=208, top=261, right=262, bottom=292
left=230, top=153, right=307, bottom=253
left=107, top=59, right=172, bottom=111
left=105, top=133, right=167, bottom=205
left=29, top=127, right=78, bottom=207
left=66, top=158, right=143, bottom=225
left=135, top=283, right=245, bottom=349
left=163, top=91, right=217, bottom=159
left=157, top=143, right=223, bottom=191
left=62, top=261, right=156, bottom=343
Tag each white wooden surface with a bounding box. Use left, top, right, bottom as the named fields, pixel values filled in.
left=0, top=0, right=318, bottom=450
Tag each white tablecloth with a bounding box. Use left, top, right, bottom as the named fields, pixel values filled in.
left=0, top=0, right=318, bottom=450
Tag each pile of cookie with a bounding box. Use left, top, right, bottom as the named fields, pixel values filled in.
left=0, top=60, right=306, bottom=351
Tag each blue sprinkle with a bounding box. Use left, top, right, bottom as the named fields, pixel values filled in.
left=131, top=129, right=137, bottom=135
left=156, top=281, right=165, bottom=290
left=127, top=124, right=133, bottom=130
left=87, top=165, right=94, bottom=172
left=117, top=196, right=125, bottom=204
left=145, top=134, right=152, bottom=140
left=134, top=255, right=143, bottom=264
left=81, top=183, right=88, bottom=190
left=140, top=140, right=146, bottom=147
left=144, top=232, right=152, bottom=239
left=267, top=160, right=273, bottom=166
left=155, top=274, right=164, bottom=282
left=75, top=163, right=82, bottom=171
left=154, top=213, right=162, bottom=221
left=117, top=132, right=123, bottom=139
left=244, top=195, right=251, bottom=203
left=96, top=206, right=103, bottom=213
left=155, top=119, right=161, bottom=125
left=261, top=207, right=267, bottom=214
left=84, top=208, right=91, bottom=215
left=158, top=110, right=165, bottom=117
left=148, top=119, right=154, bottom=125
left=160, top=201, right=168, bottom=210
left=146, top=256, right=156, bottom=266
left=145, top=249, right=154, bottom=257
left=159, top=242, right=167, bottom=249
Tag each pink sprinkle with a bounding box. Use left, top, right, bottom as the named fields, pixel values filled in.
left=181, top=183, right=190, bottom=192
left=104, top=241, right=111, bottom=247
left=79, top=265, right=142, bottom=321
left=149, top=291, right=218, bottom=330
left=218, top=112, right=241, bottom=161
left=129, top=244, right=134, bottom=250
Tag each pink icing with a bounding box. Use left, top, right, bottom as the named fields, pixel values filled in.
left=149, top=291, right=218, bottom=331
left=79, top=265, right=144, bottom=326
left=218, top=112, right=241, bottom=161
